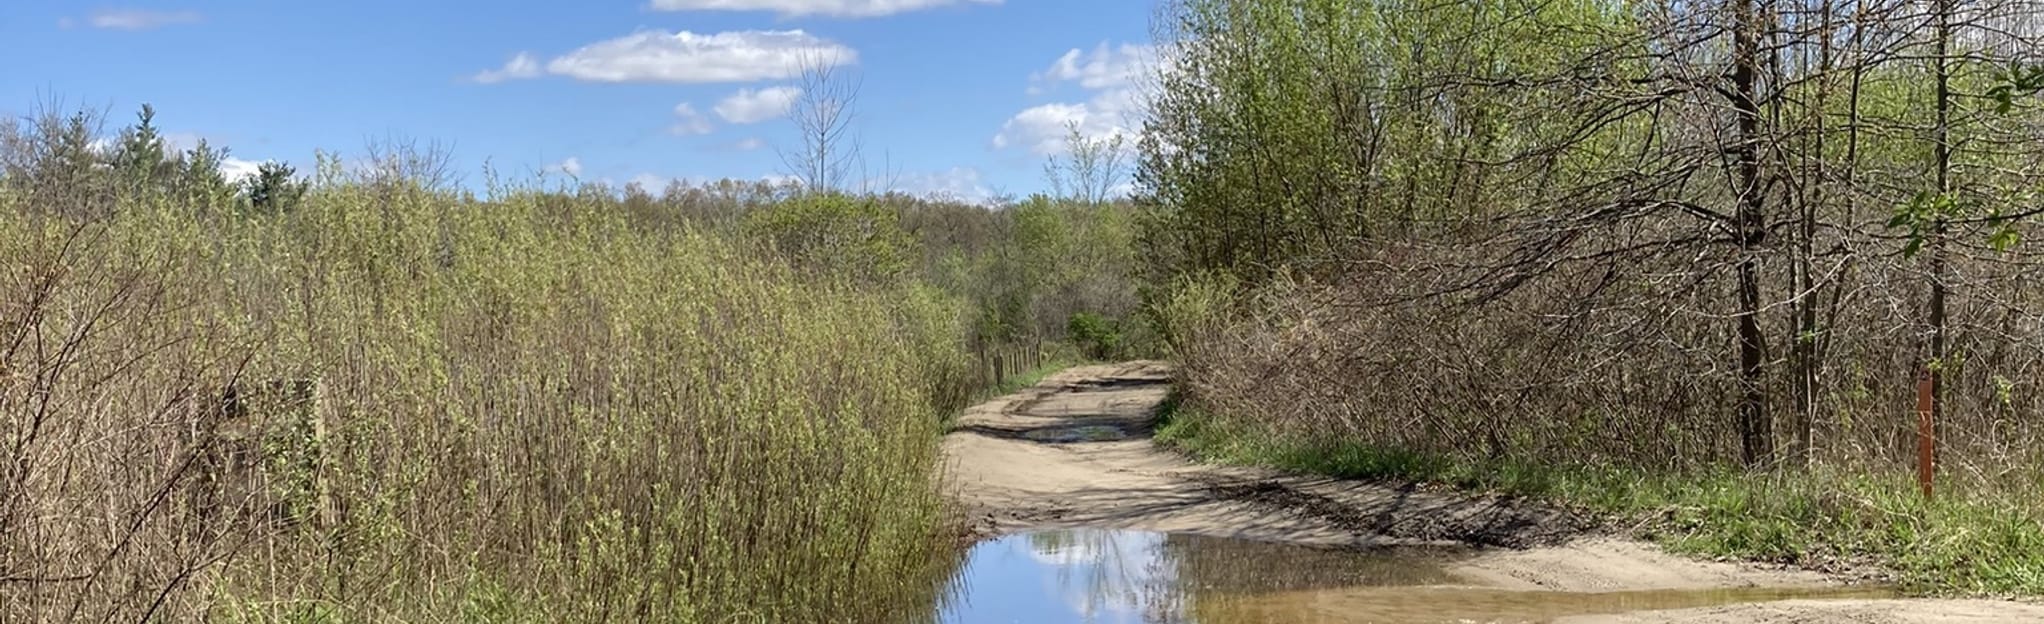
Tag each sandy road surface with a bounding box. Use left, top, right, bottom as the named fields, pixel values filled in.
left=940, top=361, right=2044, bottom=623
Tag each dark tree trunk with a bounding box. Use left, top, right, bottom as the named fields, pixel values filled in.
left=1732, top=0, right=1774, bottom=467
left=1929, top=0, right=1952, bottom=465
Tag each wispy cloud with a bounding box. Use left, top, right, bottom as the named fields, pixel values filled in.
left=616, top=173, right=798, bottom=190
left=998, top=42, right=1157, bottom=156
left=714, top=86, right=801, bottom=124
left=995, top=89, right=1144, bottom=156
left=473, top=52, right=543, bottom=84
left=647, top=0, right=999, bottom=18
left=1031, top=43, right=1155, bottom=92
left=886, top=167, right=996, bottom=205
left=475, top=30, right=855, bottom=84
left=669, top=103, right=715, bottom=136
left=547, top=157, right=584, bottom=177
left=627, top=173, right=678, bottom=190
left=219, top=157, right=264, bottom=183
left=76, top=9, right=204, bottom=31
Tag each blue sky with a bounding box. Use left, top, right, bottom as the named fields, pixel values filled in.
left=0, top=1, right=1157, bottom=201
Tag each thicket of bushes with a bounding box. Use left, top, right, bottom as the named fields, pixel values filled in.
left=575, top=154, right=1151, bottom=362
left=1140, top=0, right=2044, bottom=593
left=0, top=107, right=1144, bottom=621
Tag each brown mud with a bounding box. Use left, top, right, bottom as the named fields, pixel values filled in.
left=940, top=362, right=2044, bottom=623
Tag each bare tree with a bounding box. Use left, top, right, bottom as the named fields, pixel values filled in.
left=1044, top=122, right=1128, bottom=205
left=361, top=133, right=459, bottom=191
left=1730, top=0, right=1775, bottom=467
left=0, top=102, right=112, bottom=218
left=778, top=54, right=862, bottom=193
left=1142, top=0, right=2044, bottom=480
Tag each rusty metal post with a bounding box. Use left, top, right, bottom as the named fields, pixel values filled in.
left=1916, top=368, right=1936, bottom=499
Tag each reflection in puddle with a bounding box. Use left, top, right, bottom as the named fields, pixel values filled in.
left=1021, top=425, right=1133, bottom=443
left=937, top=529, right=1895, bottom=624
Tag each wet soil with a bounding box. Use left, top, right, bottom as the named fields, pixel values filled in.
left=939, top=362, right=2044, bottom=623
left=939, top=528, right=1898, bottom=624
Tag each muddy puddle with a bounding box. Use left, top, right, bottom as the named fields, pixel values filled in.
left=1064, top=376, right=1170, bottom=391
left=1020, top=424, right=1133, bottom=443
left=936, top=529, right=1894, bottom=624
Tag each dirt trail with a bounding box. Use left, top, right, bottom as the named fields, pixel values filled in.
left=941, top=361, right=2044, bottom=623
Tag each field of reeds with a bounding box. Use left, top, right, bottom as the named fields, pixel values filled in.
left=0, top=107, right=1148, bottom=621
left=1, top=174, right=975, bottom=620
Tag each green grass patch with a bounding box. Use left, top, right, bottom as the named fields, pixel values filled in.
left=1156, top=400, right=2044, bottom=596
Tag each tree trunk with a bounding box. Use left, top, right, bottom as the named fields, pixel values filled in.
left=1789, top=0, right=1839, bottom=469
left=1929, top=0, right=1952, bottom=465
left=1732, top=0, right=1774, bottom=468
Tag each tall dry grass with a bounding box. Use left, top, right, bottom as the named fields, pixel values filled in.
left=1, top=166, right=973, bottom=621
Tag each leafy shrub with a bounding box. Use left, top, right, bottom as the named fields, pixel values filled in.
left=0, top=174, right=967, bottom=623
left=1067, top=312, right=1123, bottom=360
left=742, top=192, right=917, bottom=283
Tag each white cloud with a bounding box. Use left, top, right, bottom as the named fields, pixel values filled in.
left=1033, top=43, right=1156, bottom=91
left=1018, top=531, right=1171, bottom=617
left=626, top=173, right=679, bottom=190
left=670, top=103, right=715, bottom=136
left=647, top=0, right=999, bottom=18
left=473, top=52, right=543, bottom=84
left=524, top=30, right=854, bottom=84
left=993, top=91, right=1140, bottom=156
left=994, top=102, right=1083, bottom=154
left=219, top=158, right=264, bottom=183
left=84, top=9, right=203, bottom=31
left=547, top=157, right=584, bottom=177
left=619, top=173, right=800, bottom=190
left=733, top=137, right=766, bottom=151
left=713, top=86, right=801, bottom=124
left=997, top=42, right=1155, bottom=156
